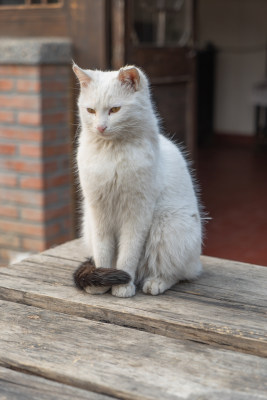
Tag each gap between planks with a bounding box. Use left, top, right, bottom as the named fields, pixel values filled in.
left=1, top=239, right=266, bottom=358
left=0, top=300, right=266, bottom=400
left=0, top=277, right=266, bottom=358
left=0, top=365, right=115, bottom=400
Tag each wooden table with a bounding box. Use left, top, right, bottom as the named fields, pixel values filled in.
left=0, top=239, right=266, bottom=400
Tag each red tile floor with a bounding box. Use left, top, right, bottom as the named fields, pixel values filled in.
left=197, top=142, right=267, bottom=266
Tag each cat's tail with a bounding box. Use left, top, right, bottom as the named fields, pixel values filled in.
left=73, top=258, right=131, bottom=290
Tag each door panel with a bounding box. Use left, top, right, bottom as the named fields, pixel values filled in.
left=152, top=83, right=187, bottom=142
left=127, top=47, right=192, bottom=78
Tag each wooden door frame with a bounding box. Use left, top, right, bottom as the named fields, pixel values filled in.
left=111, top=0, right=197, bottom=158
left=111, top=0, right=126, bottom=69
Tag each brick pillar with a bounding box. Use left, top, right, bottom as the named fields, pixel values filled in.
left=0, top=38, right=73, bottom=263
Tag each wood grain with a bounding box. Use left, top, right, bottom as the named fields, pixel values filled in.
left=0, top=239, right=266, bottom=357
left=0, top=300, right=266, bottom=400
left=43, top=240, right=267, bottom=306
left=0, top=366, right=114, bottom=400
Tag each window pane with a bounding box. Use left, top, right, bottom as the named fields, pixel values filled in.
left=133, top=0, right=189, bottom=46
left=0, top=0, right=25, bottom=4
left=0, top=0, right=62, bottom=5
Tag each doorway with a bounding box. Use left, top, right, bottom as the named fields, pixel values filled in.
left=196, top=0, right=267, bottom=266
left=111, top=0, right=267, bottom=266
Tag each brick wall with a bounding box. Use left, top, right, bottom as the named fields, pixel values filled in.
left=0, top=38, right=73, bottom=263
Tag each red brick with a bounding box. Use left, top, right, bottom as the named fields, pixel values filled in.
left=0, top=79, right=14, bottom=91
left=43, top=161, right=59, bottom=173
left=60, top=158, right=71, bottom=170
left=43, top=143, right=70, bottom=157
left=20, top=204, right=70, bottom=223
left=0, top=63, right=72, bottom=261
left=18, top=112, right=41, bottom=126
left=44, top=133, right=70, bottom=144
left=40, top=66, right=58, bottom=76
left=41, top=65, right=69, bottom=77
left=0, top=189, right=44, bottom=206
left=1, top=219, right=44, bottom=236
left=0, top=110, right=15, bottom=123
left=45, top=223, right=61, bottom=237
left=45, top=204, right=70, bottom=221
left=20, top=177, right=43, bottom=190
left=0, top=95, right=39, bottom=110
left=43, top=112, right=67, bottom=124
left=42, top=97, right=68, bottom=110
left=21, top=208, right=44, bottom=222
left=45, top=174, right=70, bottom=189
left=0, top=173, right=17, bottom=187
left=17, top=80, right=41, bottom=93
left=46, top=233, right=72, bottom=248
left=22, top=237, right=46, bottom=252
left=61, top=218, right=72, bottom=231
left=42, top=81, right=66, bottom=92
left=0, top=65, right=39, bottom=77
left=0, top=144, right=16, bottom=155
left=0, top=159, right=42, bottom=173
left=0, top=234, right=20, bottom=248
left=0, top=127, right=43, bottom=141
left=0, top=189, right=60, bottom=208
left=20, top=144, right=42, bottom=158
left=0, top=205, right=18, bottom=218
left=43, top=129, right=61, bottom=141
left=43, top=192, right=59, bottom=206
left=0, top=249, right=10, bottom=263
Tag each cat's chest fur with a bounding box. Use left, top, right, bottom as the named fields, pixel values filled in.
left=77, top=139, right=157, bottom=210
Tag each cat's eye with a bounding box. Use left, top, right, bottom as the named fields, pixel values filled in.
left=87, top=108, right=95, bottom=114
left=109, top=106, right=121, bottom=114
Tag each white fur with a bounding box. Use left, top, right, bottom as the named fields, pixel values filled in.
left=74, top=64, right=202, bottom=297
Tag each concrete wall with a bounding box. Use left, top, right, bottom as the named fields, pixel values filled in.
left=197, top=0, right=267, bottom=135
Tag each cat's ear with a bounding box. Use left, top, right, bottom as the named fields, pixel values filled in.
left=73, top=63, right=92, bottom=89
left=118, top=67, right=140, bottom=91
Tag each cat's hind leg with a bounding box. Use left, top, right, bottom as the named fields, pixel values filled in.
left=141, top=208, right=202, bottom=296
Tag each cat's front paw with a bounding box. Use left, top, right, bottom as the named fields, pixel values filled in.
left=142, top=277, right=173, bottom=295
left=112, top=281, right=136, bottom=298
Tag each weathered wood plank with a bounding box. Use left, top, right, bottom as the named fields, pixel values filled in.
left=0, top=300, right=266, bottom=400
left=43, top=239, right=267, bottom=307
left=0, top=366, right=114, bottom=400
left=0, top=240, right=266, bottom=357
left=42, top=239, right=88, bottom=261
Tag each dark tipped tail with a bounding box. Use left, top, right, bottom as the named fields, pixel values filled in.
left=73, top=258, right=131, bottom=290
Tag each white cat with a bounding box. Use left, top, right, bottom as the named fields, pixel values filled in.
left=73, top=64, right=202, bottom=298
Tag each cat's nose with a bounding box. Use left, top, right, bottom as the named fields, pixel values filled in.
left=97, top=125, right=107, bottom=133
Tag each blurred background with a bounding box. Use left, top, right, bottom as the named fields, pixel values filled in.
left=0, top=0, right=266, bottom=266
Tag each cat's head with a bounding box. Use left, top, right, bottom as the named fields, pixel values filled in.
left=73, top=64, right=153, bottom=140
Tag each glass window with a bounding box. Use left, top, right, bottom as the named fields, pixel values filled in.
left=0, top=1, right=24, bottom=4
left=133, top=0, right=191, bottom=47
left=0, top=0, right=62, bottom=6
